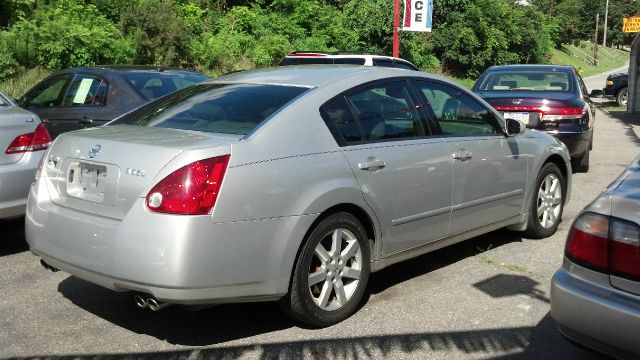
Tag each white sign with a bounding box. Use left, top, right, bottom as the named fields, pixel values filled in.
left=402, top=0, right=433, bottom=32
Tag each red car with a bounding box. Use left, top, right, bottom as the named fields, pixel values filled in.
left=473, top=65, right=596, bottom=173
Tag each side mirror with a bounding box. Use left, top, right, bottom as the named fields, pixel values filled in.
left=505, top=118, right=526, bottom=136
left=589, top=89, right=605, bottom=98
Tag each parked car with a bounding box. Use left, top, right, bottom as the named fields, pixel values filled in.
left=473, top=65, right=596, bottom=173
left=279, top=51, right=419, bottom=70
left=18, top=66, right=210, bottom=138
left=0, top=91, right=51, bottom=219
left=26, top=66, right=571, bottom=326
left=602, top=72, right=628, bottom=107
left=551, top=154, right=640, bottom=359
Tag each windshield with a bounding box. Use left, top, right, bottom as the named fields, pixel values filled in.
left=476, top=70, right=573, bottom=92
left=0, top=93, right=11, bottom=106
left=111, top=83, right=309, bottom=135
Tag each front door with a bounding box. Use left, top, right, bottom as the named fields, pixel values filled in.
left=414, top=80, right=528, bottom=235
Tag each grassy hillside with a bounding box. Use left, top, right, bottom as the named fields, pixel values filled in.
left=550, top=41, right=629, bottom=76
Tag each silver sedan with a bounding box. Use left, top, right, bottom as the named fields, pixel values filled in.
left=551, top=154, right=640, bottom=358
left=26, top=66, right=571, bottom=326
left=0, top=91, right=51, bottom=219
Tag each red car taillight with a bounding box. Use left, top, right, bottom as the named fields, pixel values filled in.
left=539, top=106, right=584, bottom=121
left=146, top=155, right=230, bottom=215
left=565, top=212, right=640, bottom=279
left=5, top=123, right=52, bottom=154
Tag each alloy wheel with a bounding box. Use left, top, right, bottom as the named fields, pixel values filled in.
left=537, top=173, right=562, bottom=229
left=308, top=228, right=363, bottom=311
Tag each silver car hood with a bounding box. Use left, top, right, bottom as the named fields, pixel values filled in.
left=43, top=125, right=241, bottom=220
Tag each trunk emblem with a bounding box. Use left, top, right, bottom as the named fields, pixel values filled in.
left=88, top=144, right=101, bottom=158
left=125, top=168, right=145, bottom=177
left=512, top=99, right=523, bottom=105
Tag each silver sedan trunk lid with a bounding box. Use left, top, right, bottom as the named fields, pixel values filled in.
left=43, top=125, right=240, bottom=220
left=0, top=107, right=39, bottom=165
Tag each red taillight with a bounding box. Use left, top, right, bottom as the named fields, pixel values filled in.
left=146, top=155, right=230, bottom=215
left=610, top=219, right=640, bottom=279
left=565, top=213, right=610, bottom=272
left=5, top=123, right=52, bottom=154
left=540, top=106, right=584, bottom=121
left=493, top=106, right=584, bottom=121
left=565, top=213, right=640, bottom=280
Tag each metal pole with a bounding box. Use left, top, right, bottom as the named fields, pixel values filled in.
left=594, top=13, right=599, bottom=66
left=603, top=0, right=609, bottom=48
left=393, top=0, right=400, bottom=57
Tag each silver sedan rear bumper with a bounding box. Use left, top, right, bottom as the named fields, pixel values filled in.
left=0, top=151, right=43, bottom=219
left=551, top=267, right=640, bottom=358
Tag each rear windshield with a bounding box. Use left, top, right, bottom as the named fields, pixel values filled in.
left=111, top=83, right=309, bottom=135
left=121, top=71, right=209, bottom=100
left=280, top=57, right=366, bottom=66
left=475, top=70, right=573, bottom=92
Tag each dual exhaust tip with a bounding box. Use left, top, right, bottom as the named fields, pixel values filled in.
left=39, top=259, right=169, bottom=312
left=134, top=294, right=170, bottom=311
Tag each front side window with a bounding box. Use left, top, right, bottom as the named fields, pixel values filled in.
left=416, top=81, right=499, bottom=136
left=62, top=76, right=108, bottom=107
left=22, top=75, right=71, bottom=109
left=322, top=80, right=428, bottom=144
left=111, top=83, right=308, bottom=135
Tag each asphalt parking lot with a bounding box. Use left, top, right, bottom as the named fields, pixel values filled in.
left=1, top=106, right=638, bottom=359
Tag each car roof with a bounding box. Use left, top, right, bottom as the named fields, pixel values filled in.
left=53, top=66, right=206, bottom=76
left=485, top=64, right=575, bottom=72
left=282, top=52, right=419, bottom=69
left=210, top=65, right=449, bottom=88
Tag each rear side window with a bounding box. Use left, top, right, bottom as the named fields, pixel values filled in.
left=121, top=71, right=209, bottom=100
left=322, top=80, right=429, bottom=144
left=112, top=83, right=308, bottom=135
left=62, top=75, right=108, bottom=107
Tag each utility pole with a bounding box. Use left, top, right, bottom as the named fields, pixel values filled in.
left=603, top=0, right=610, bottom=48
left=593, top=13, right=599, bottom=66
left=393, top=0, right=400, bottom=57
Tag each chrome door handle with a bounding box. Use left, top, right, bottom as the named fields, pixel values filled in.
left=453, top=150, right=473, bottom=161
left=358, top=159, right=386, bottom=171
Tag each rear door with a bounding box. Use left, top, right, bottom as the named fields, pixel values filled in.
left=414, top=80, right=528, bottom=235
left=323, top=79, right=452, bottom=257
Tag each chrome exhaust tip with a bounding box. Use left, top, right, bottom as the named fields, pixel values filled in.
left=39, top=259, right=59, bottom=272
left=134, top=294, right=148, bottom=309
left=146, top=297, right=170, bottom=311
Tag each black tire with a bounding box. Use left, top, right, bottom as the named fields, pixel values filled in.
left=571, top=149, right=590, bottom=173
left=523, top=163, right=565, bottom=239
left=280, top=212, right=370, bottom=327
left=617, top=87, right=628, bottom=107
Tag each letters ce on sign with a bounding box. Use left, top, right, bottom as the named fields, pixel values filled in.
left=403, top=0, right=433, bottom=32
left=623, top=16, right=640, bottom=33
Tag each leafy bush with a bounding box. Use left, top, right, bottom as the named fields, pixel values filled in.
left=5, top=0, right=134, bottom=69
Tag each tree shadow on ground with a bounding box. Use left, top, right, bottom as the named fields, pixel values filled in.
left=10, top=312, right=595, bottom=359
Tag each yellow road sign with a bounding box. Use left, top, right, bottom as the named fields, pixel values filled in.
left=623, top=16, right=640, bottom=33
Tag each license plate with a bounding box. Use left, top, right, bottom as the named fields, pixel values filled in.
left=67, top=163, right=107, bottom=202
left=503, top=112, right=529, bottom=124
